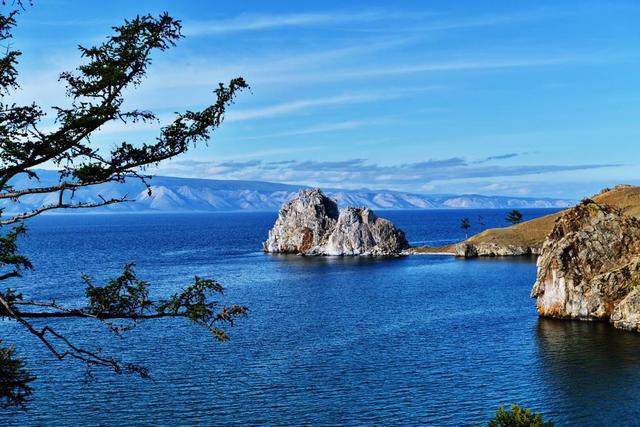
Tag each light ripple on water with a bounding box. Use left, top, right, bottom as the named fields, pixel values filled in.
left=3, top=209, right=640, bottom=426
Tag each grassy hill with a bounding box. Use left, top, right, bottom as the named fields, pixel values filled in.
left=414, top=185, right=640, bottom=254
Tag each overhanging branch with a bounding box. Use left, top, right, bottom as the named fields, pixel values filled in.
left=0, top=196, right=131, bottom=225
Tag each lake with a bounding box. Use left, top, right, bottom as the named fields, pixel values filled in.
left=2, top=209, right=640, bottom=426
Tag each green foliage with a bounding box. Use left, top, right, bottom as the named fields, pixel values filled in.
left=487, top=404, right=554, bottom=427
left=0, top=224, right=32, bottom=280
left=82, top=264, right=247, bottom=340
left=0, top=340, right=35, bottom=409
left=72, top=163, right=113, bottom=184
left=505, top=210, right=524, bottom=225
left=158, top=277, right=248, bottom=341
left=0, top=2, right=248, bottom=409
left=0, top=9, right=20, bottom=93
left=0, top=287, right=22, bottom=305
left=83, top=263, right=152, bottom=316
left=460, top=217, right=471, bottom=238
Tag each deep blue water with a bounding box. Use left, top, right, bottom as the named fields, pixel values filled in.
left=3, top=208, right=640, bottom=426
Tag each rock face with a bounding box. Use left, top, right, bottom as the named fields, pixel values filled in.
left=324, top=207, right=409, bottom=256
left=454, top=242, right=539, bottom=257
left=262, top=188, right=339, bottom=254
left=263, top=189, right=409, bottom=256
left=531, top=199, right=640, bottom=331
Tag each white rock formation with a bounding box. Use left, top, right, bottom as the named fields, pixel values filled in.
left=263, top=189, right=409, bottom=256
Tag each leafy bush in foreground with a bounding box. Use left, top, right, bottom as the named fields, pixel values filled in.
left=486, top=404, right=554, bottom=427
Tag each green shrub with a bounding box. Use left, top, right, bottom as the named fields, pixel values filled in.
left=486, top=404, right=554, bottom=427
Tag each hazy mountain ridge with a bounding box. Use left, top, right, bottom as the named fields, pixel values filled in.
left=3, top=170, right=576, bottom=213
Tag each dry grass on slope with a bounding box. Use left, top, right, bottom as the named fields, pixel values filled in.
left=594, top=184, right=640, bottom=218
left=412, top=185, right=640, bottom=254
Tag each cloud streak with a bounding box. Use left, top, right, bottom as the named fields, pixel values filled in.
left=183, top=10, right=432, bottom=36
left=183, top=8, right=562, bottom=37
left=156, top=156, right=621, bottom=191
left=227, top=93, right=400, bottom=122
left=264, top=55, right=591, bottom=85
left=230, top=119, right=386, bottom=140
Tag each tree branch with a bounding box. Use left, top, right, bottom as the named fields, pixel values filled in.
left=10, top=306, right=183, bottom=319
left=0, top=196, right=130, bottom=225
left=0, top=178, right=116, bottom=200
left=0, top=295, right=137, bottom=376
left=0, top=9, right=249, bottom=408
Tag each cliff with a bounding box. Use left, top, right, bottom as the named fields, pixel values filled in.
left=263, top=189, right=409, bottom=256
left=531, top=199, right=640, bottom=331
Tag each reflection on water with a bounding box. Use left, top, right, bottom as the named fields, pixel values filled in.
left=470, top=255, right=539, bottom=265
left=535, top=318, right=640, bottom=424
left=5, top=210, right=640, bottom=425
left=266, top=253, right=409, bottom=267
left=267, top=252, right=539, bottom=269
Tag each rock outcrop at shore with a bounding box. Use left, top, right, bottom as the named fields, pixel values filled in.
left=442, top=184, right=640, bottom=258
left=263, top=189, right=409, bottom=256
left=531, top=199, right=640, bottom=331
left=453, top=242, right=539, bottom=257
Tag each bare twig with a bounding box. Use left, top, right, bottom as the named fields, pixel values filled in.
left=0, top=196, right=131, bottom=225
left=0, top=295, right=137, bottom=375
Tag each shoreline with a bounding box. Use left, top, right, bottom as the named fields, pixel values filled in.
left=406, top=250, right=455, bottom=256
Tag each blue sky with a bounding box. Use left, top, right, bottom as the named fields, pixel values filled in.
left=8, top=0, right=640, bottom=198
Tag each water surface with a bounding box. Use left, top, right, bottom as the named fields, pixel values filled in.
left=2, top=209, right=640, bottom=426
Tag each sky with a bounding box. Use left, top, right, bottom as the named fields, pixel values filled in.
left=6, top=0, right=640, bottom=198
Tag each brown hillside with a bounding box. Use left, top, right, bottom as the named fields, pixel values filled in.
left=595, top=184, right=640, bottom=217
left=413, top=184, right=640, bottom=254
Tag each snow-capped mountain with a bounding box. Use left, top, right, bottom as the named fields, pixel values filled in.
left=3, top=170, right=576, bottom=213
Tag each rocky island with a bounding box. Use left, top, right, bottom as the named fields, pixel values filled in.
left=266, top=186, right=640, bottom=333
left=263, top=189, right=409, bottom=256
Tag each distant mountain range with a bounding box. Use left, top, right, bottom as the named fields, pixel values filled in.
left=3, top=170, right=576, bottom=213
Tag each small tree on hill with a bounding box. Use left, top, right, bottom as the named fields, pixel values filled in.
left=0, top=3, right=249, bottom=408
left=460, top=217, right=471, bottom=238
left=505, top=210, right=524, bottom=225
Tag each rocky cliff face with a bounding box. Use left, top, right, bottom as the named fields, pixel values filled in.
left=263, top=189, right=409, bottom=256
left=453, top=242, right=539, bottom=257
left=262, top=189, right=339, bottom=254
left=531, top=199, right=640, bottom=331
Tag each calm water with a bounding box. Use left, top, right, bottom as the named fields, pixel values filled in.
left=2, top=209, right=640, bottom=426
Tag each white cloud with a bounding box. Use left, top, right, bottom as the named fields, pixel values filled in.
left=150, top=157, right=622, bottom=192
left=259, top=55, right=591, bottom=85
left=226, top=93, right=397, bottom=122
left=182, top=8, right=564, bottom=37
left=183, top=10, right=430, bottom=36
left=230, top=119, right=389, bottom=140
